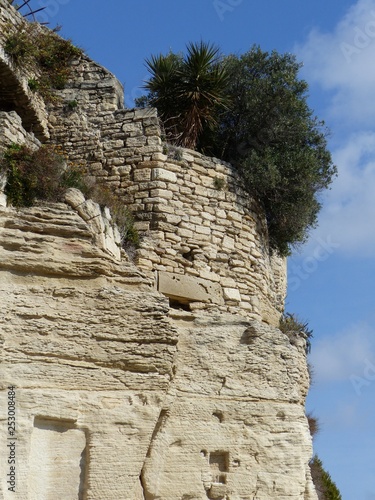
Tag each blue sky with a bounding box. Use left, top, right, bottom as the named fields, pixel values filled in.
left=26, top=1, right=375, bottom=498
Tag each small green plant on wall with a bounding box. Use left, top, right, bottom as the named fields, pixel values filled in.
left=4, top=23, right=82, bottom=101
left=163, top=144, right=183, bottom=161
left=279, top=312, right=313, bottom=354
left=0, top=143, right=139, bottom=248
left=28, top=78, right=39, bottom=91
left=213, top=176, right=226, bottom=190
left=0, top=143, right=85, bottom=207
left=65, top=99, right=78, bottom=111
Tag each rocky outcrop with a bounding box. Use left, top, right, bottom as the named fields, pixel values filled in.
left=0, top=202, right=178, bottom=499
left=0, top=202, right=316, bottom=499
left=141, top=314, right=315, bottom=500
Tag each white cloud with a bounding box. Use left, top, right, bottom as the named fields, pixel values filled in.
left=296, top=0, right=375, bottom=126
left=293, top=0, right=375, bottom=258
left=309, top=321, right=375, bottom=383
left=304, top=131, right=375, bottom=258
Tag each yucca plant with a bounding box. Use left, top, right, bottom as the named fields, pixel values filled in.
left=143, top=41, right=228, bottom=149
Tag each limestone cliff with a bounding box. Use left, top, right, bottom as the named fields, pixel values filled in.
left=0, top=1, right=317, bottom=499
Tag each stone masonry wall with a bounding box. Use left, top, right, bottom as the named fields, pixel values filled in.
left=45, top=60, right=286, bottom=325
left=0, top=111, right=40, bottom=154
left=128, top=148, right=286, bottom=325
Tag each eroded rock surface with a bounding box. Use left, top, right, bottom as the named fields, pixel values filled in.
left=0, top=203, right=177, bottom=499
left=141, top=314, right=315, bottom=500
left=0, top=203, right=316, bottom=499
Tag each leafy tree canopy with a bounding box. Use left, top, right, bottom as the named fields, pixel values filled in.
left=138, top=44, right=337, bottom=256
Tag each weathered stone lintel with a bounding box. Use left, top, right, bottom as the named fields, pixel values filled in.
left=158, top=271, right=224, bottom=305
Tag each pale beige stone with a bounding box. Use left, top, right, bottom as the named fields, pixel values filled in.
left=64, top=187, right=86, bottom=209
left=223, top=287, right=242, bottom=302
left=152, top=167, right=177, bottom=183
left=158, top=270, right=223, bottom=304
left=0, top=3, right=317, bottom=497
left=141, top=316, right=315, bottom=500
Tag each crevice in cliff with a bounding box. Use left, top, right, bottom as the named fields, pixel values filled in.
left=140, top=408, right=171, bottom=500
left=139, top=473, right=147, bottom=500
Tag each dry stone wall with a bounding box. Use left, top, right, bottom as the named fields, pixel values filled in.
left=128, top=148, right=286, bottom=325
left=0, top=2, right=317, bottom=499
left=45, top=56, right=286, bottom=325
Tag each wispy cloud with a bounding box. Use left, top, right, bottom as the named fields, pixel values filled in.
left=296, top=0, right=375, bottom=127
left=312, top=132, right=375, bottom=257
left=294, top=0, right=375, bottom=258
left=309, top=322, right=375, bottom=383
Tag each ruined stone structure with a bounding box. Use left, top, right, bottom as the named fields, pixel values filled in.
left=0, top=1, right=317, bottom=499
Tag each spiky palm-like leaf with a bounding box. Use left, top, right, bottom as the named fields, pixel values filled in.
left=144, top=41, right=228, bottom=149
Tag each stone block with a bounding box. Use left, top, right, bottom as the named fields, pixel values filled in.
left=152, top=168, right=177, bottom=183
left=134, top=169, right=151, bottom=181
left=150, top=188, right=173, bottom=199
left=208, top=483, right=228, bottom=499
left=195, top=225, right=211, bottom=235
left=126, top=136, right=147, bottom=147
left=158, top=271, right=224, bottom=304
left=133, top=108, right=158, bottom=120
left=177, top=228, right=194, bottom=239
left=222, top=235, right=235, bottom=250
left=223, top=287, right=242, bottom=302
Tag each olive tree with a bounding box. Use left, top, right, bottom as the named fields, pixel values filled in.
left=216, top=46, right=337, bottom=255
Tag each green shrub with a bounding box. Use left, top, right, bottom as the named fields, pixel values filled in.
left=142, top=42, right=228, bottom=149
left=4, top=23, right=82, bottom=101
left=163, top=144, right=183, bottom=161
left=307, top=412, right=320, bottom=438
left=28, top=78, right=40, bottom=91
left=0, top=143, right=85, bottom=207
left=141, top=44, right=336, bottom=255
left=217, top=47, right=337, bottom=256
left=213, top=176, right=226, bottom=190
left=0, top=144, right=139, bottom=248
left=310, top=455, right=342, bottom=500
left=279, top=312, right=313, bottom=354
left=4, top=27, right=35, bottom=63
left=65, top=100, right=78, bottom=111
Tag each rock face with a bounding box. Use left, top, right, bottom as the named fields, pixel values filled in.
left=0, top=1, right=317, bottom=499
left=141, top=315, right=315, bottom=500
left=0, top=204, right=315, bottom=499
left=0, top=203, right=178, bottom=499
